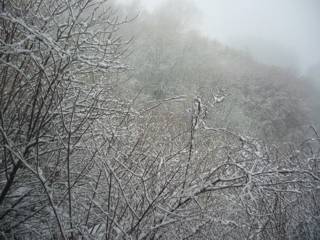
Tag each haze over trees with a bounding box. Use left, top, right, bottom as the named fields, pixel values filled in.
left=0, top=0, right=319, bottom=239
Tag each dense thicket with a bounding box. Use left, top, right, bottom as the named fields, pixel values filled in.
left=0, top=1, right=319, bottom=239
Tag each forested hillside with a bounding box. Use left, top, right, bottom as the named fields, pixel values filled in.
left=0, top=1, right=319, bottom=239
left=117, top=0, right=314, bottom=143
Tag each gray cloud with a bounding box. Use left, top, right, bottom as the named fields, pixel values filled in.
left=197, top=0, right=320, bottom=73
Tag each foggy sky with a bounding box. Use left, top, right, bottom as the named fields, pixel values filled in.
left=117, top=0, right=320, bottom=74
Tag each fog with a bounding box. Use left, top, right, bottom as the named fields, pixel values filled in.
left=118, top=0, right=320, bottom=74
left=2, top=1, right=320, bottom=238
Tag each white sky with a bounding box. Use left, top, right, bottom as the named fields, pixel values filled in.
left=117, top=0, right=320, bottom=72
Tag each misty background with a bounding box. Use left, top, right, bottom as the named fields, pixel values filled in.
left=113, top=0, right=320, bottom=140
left=117, top=0, right=320, bottom=75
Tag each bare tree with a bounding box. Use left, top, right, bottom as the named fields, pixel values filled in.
left=0, top=0, right=130, bottom=238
